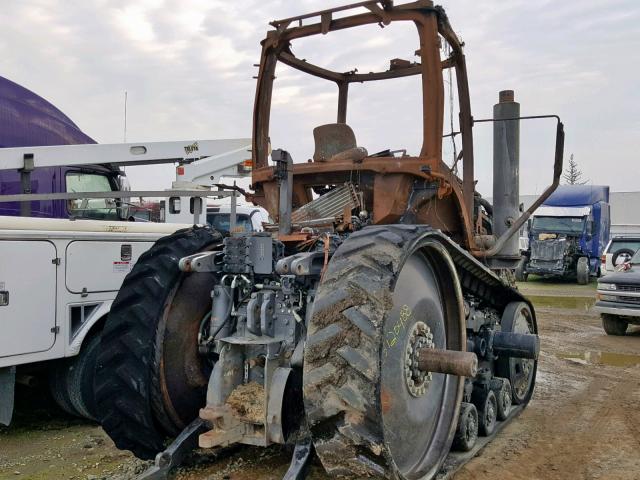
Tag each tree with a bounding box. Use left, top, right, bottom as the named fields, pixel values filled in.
left=562, top=154, right=588, bottom=185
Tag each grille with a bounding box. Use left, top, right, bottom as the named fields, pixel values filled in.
left=617, top=284, right=640, bottom=293
left=616, top=295, right=640, bottom=304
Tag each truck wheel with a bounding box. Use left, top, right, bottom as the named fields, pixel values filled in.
left=66, top=333, right=101, bottom=421
left=49, top=364, right=80, bottom=417
left=576, top=257, right=590, bottom=285
left=601, top=314, right=628, bottom=336
left=515, top=258, right=528, bottom=282
left=94, top=226, right=222, bottom=460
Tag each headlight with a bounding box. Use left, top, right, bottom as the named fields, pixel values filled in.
left=599, top=283, right=616, bottom=290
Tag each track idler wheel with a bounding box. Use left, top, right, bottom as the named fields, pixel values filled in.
left=303, top=226, right=467, bottom=479
left=496, top=302, right=538, bottom=405
left=452, top=402, right=478, bottom=452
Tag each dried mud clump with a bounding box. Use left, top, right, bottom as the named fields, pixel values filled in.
left=226, top=382, right=265, bottom=424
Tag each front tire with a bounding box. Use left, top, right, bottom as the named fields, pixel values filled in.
left=94, top=226, right=222, bottom=459
left=515, top=258, right=528, bottom=282
left=602, top=314, right=628, bottom=336
left=576, top=257, right=590, bottom=285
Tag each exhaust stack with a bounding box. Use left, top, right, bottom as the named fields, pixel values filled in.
left=491, top=90, right=521, bottom=266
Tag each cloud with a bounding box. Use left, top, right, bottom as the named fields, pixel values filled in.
left=1, top=1, right=639, bottom=194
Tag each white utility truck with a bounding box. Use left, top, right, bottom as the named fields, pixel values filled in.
left=0, top=138, right=255, bottom=425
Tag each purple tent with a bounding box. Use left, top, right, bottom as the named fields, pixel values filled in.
left=0, top=75, right=95, bottom=147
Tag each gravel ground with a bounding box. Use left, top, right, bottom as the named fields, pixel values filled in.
left=1, top=279, right=639, bottom=480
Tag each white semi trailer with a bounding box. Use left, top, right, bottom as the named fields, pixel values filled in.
left=0, top=138, right=255, bottom=425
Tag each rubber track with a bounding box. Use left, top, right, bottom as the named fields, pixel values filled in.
left=94, top=226, right=221, bottom=460
left=303, top=225, right=537, bottom=478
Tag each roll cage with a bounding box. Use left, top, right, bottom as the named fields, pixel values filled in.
left=249, top=1, right=481, bottom=248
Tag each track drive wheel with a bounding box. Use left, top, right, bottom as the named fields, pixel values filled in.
left=496, top=302, right=537, bottom=405
left=303, top=226, right=465, bottom=479
left=452, top=402, right=478, bottom=452
left=94, top=226, right=222, bottom=460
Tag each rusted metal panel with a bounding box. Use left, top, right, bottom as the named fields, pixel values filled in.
left=291, top=182, right=361, bottom=224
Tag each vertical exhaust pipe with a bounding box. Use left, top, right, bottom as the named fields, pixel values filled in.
left=491, top=90, right=520, bottom=266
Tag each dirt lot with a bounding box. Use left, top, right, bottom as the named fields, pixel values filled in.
left=1, top=280, right=639, bottom=480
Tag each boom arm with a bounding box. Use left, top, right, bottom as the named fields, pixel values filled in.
left=0, top=138, right=251, bottom=178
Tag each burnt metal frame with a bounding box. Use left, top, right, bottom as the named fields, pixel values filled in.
left=250, top=1, right=478, bottom=250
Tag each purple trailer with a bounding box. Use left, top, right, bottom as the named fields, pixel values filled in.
left=0, top=75, right=123, bottom=219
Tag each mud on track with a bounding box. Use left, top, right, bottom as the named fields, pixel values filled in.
left=1, top=280, right=639, bottom=480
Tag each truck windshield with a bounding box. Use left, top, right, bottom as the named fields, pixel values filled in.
left=206, top=213, right=253, bottom=234
left=66, top=172, right=119, bottom=220
left=532, top=216, right=584, bottom=234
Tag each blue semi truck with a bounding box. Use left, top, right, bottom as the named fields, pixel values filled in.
left=516, top=185, right=610, bottom=284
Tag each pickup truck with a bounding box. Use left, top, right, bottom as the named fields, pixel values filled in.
left=594, top=249, right=640, bottom=335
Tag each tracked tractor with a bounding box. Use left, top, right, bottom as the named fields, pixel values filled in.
left=94, top=2, right=565, bottom=479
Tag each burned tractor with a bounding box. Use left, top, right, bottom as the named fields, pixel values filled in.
left=94, top=2, right=564, bottom=479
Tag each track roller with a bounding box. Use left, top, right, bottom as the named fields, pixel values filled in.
left=452, top=402, right=478, bottom=452
left=491, top=378, right=512, bottom=421
left=472, top=388, right=497, bottom=437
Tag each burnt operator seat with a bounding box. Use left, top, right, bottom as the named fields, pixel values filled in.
left=312, top=123, right=368, bottom=163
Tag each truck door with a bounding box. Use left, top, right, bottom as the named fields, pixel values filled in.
left=0, top=241, right=57, bottom=357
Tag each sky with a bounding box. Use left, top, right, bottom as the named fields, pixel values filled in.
left=1, top=0, right=639, bottom=196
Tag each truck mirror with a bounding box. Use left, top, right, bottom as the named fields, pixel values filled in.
left=117, top=176, right=131, bottom=221
left=117, top=201, right=130, bottom=221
